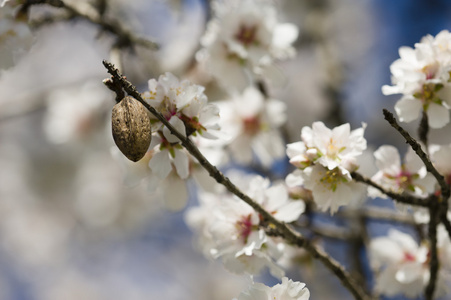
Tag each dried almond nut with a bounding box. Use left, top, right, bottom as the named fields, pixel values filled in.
left=112, top=96, right=152, bottom=162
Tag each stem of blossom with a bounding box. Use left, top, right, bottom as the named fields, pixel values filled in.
left=102, top=60, right=375, bottom=300
left=418, top=111, right=429, bottom=150
left=27, top=0, right=159, bottom=50
left=382, top=109, right=450, bottom=202
left=351, top=172, right=429, bottom=207
left=301, top=240, right=374, bottom=300
left=425, top=197, right=440, bottom=300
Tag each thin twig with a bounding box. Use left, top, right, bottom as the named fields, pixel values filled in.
left=26, top=0, right=159, bottom=50
left=102, top=60, right=375, bottom=300
left=418, top=111, right=429, bottom=150
left=351, top=172, right=429, bottom=207
left=383, top=109, right=450, bottom=201
left=382, top=109, right=444, bottom=299
left=425, top=197, right=440, bottom=300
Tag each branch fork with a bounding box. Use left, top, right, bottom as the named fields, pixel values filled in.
left=102, top=60, right=375, bottom=300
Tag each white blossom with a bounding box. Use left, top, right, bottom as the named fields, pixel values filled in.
left=298, top=165, right=365, bottom=214
left=369, top=228, right=451, bottom=298
left=286, top=122, right=367, bottom=214
left=234, top=277, right=310, bottom=300
left=369, top=145, right=435, bottom=199
left=197, top=0, right=298, bottom=91
left=142, top=72, right=220, bottom=141
left=185, top=175, right=305, bottom=277
left=217, top=86, right=287, bottom=167
left=382, top=30, right=451, bottom=128
left=287, top=122, right=366, bottom=175
left=141, top=72, right=221, bottom=197
left=430, top=143, right=451, bottom=187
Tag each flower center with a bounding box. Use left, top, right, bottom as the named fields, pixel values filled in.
left=234, top=24, right=258, bottom=47
left=180, top=115, right=206, bottom=136
left=422, top=62, right=439, bottom=81
left=413, top=83, right=443, bottom=107
left=319, top=167, right=346, bottom=192
left=159, top=96, right=177, bottom=120
left=236, top=214, right=254, bottom=243
left=403, top=252, right=416, bottom=262
left=395, top=170, right=416, bottom=191
left=243, top=116, right=261, bottom=136
left=158, top=132, right=181, bottom=157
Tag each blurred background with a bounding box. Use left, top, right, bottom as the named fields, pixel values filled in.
left=1, top=0, right=451, bottom=299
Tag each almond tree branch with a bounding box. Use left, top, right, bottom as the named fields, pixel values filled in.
left=351, top=172, right=429, bottom=207
left=383, top=109, right=450, bottom=201
left=102, top=60, right=375, bottom=300
left=382, top=109, right=446, bottom=300
left=25, top=0, right=159, bottom=50
left=425, top=197, right=440, bottom=300
left=418, top=111, right=429, bottom=150
left=441, top=210, right=451, bottom=241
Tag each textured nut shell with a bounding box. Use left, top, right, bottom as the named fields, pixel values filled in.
left=112, top=96, right=152, bottom=162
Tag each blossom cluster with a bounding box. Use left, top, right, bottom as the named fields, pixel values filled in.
left=134, top=73, right=221, bottom=208
left=383, top=30, right=451, bottom=128
left=197, top=0, right=298, bottom=91
left=99, top=2, right=451, bottom=299
left=286, top=122, right=367, bottom=214
left=368, top=145, right=435, bottom=200
left=105, top=13, right=451, bottom=300
left=185, top=174, right=305, bottom=278
left=369, top=227, right=451, bottom=298
left=3, top=0, right=451, bottom=297
left=216, top=86, right=287, bottom=167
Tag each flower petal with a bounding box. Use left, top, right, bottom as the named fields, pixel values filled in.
left=173, top=148, right=189, bottom=179
left=163, top=117, right=186, bottom=143
left=148, top=150, right=172, bottom=180
left=394, top=97, right=422, bottom=123
left=427, top=102, right=449, bottom=128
